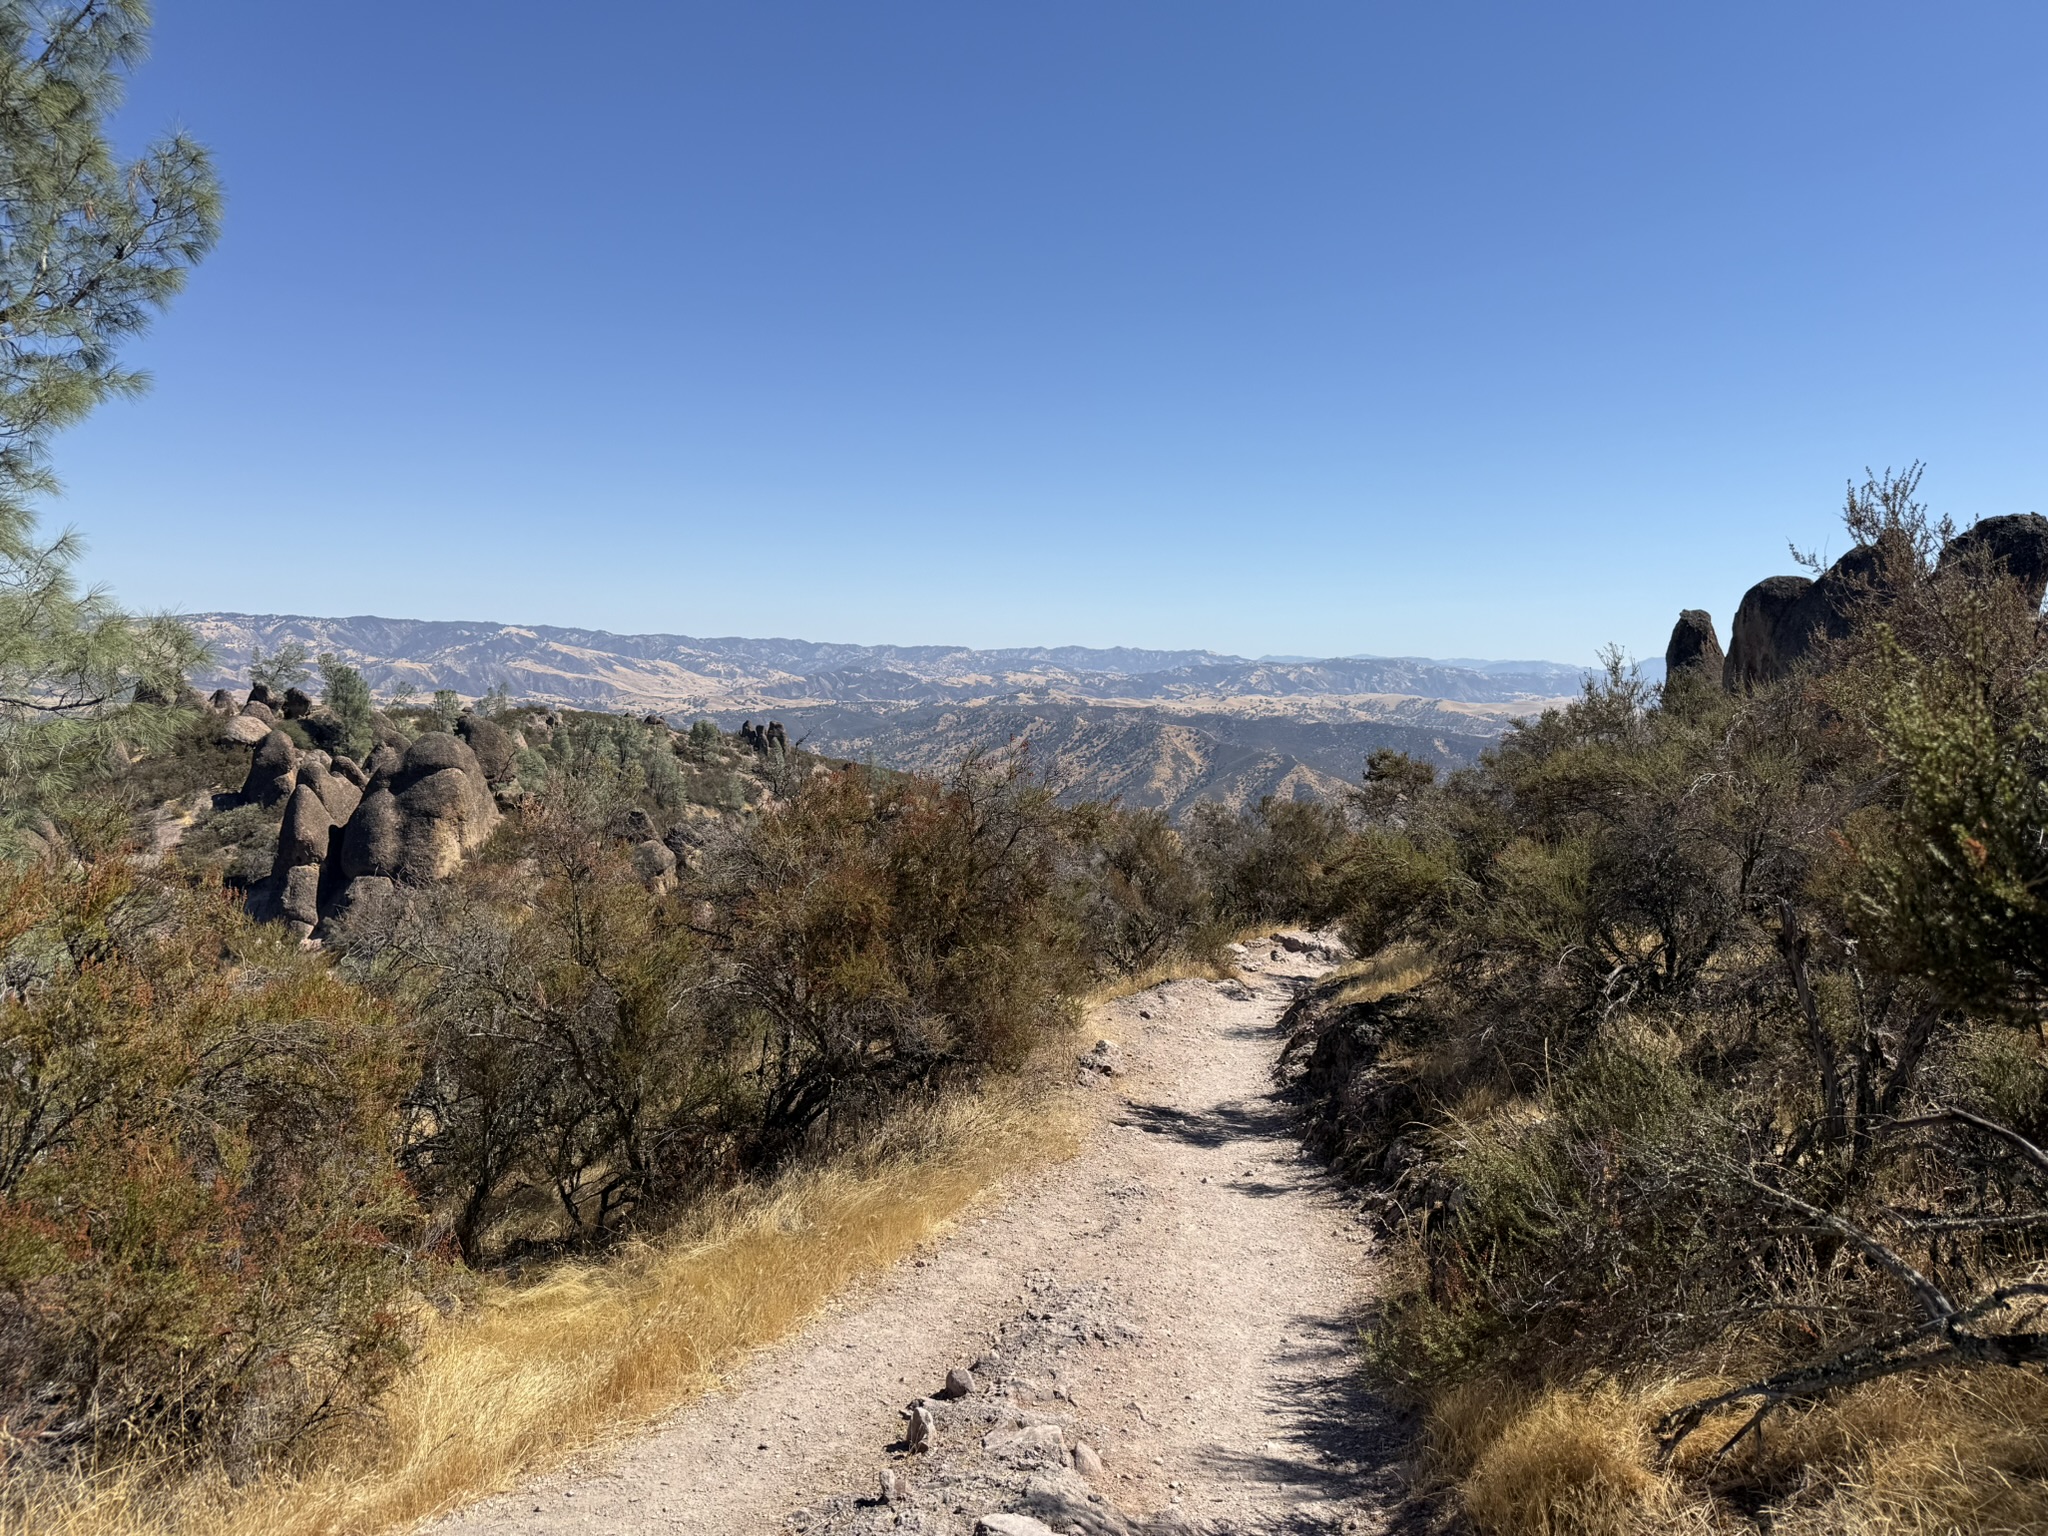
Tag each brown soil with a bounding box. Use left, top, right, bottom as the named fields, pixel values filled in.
left=427, top=940, right=1406, bottom=1535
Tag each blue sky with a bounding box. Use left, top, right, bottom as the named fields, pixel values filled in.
left=54, top=2, right=2048, bottom=663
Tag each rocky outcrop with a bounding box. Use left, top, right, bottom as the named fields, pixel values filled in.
left=338, top=732, right=499, bottom=889
left=1722, top=575, right=1814, bottom=691
left=1939, top=512, right=2048, bottom=606
left=1663, top=610, right=1723, bottom=679
left=236, top=728, right=499, bottom=940
left=738, top=719, right=788, bottom=754
left=1682, top=513, right=2048, bottom=696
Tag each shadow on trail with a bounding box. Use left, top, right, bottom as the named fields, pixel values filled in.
left=1201, top=1311, right=1425, bottom=1534
left=1113, top=1097, right=1294, bottom=1148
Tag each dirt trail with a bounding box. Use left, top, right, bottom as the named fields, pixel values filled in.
left=431, top=942, right=1406, bottom=1535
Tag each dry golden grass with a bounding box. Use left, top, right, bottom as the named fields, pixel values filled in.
left=12, top=1078, right=1078, bottom=1536
left=1330, top=941, right=1433, bottom=1006
left=1427, top=1367, right=2048, bottom=1536
left=1082, top=947, right=1238, bottom=1007
left=1458, top=1385, right=1686, bottom=1536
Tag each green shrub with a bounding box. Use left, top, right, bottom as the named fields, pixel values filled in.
left=1062, top=802, right=1211, bottom=975
left=0, top=862, right=421, bottom=1462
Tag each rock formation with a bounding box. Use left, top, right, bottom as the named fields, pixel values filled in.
left=1939, top=511, right=2048, bottom=606
left=737, top=719, right=788, bottom=754
left=455, top=713, right=518, bottom=785
left=235, top=724, right=501, bottom=939
left=337, top=732, right=499, bottom=890
left=1677, top=513, right=2048, bottom=695
left=1663, top=609, right=1723, bottom=679
left=1722, top=574, right=1815, bottom=691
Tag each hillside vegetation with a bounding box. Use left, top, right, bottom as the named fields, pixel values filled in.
left=1282, top=474, right=2048, bottom=1533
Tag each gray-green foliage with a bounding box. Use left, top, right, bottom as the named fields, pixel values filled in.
left=525, top=712, right=686, bottom=812
left=0, top=3, right=219, bottom=845
left=430, top=688, right=461, bottom=733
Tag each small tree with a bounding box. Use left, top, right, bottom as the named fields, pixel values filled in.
left=249, top=640, right=312, bottom=696
left=318, top=652, right=374, bottom=762
left=430, top=688, right=462, bottom=733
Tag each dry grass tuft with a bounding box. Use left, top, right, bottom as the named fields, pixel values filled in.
left=1331, top=942, right=1433, bottom=1006
left=10, top=1079, right=1077, bottom=1536
left=1083, top=949, right=1237, bottom=1007
left=1431, top=1368, right=2048, bottom=1536
left=1459, top=1385, right=1683, bottom=1536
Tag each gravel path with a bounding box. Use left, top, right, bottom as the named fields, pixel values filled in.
left=430, top=940, right=1407, bottom=1535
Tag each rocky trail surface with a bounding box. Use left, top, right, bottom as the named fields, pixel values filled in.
left=431, top=941, right=1409, bottom=1536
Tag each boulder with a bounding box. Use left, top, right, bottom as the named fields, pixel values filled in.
left=308, top=761, right=362, bottom=826
left=280, top=686, right=315, bottom=720
left=207, top=688, right=237, bottom=713
left=1663, top=609, right=1724, bottom=679
left=397, top=731, right=475, bottom=779
left=331, top=755, right=370, bottom=790
left=217, top=712, right=272, bottom=747
left=1941, top=512, right=2048, bottom=607
left=275, top=782, right=339, bottom=870
left=365, top=743, right=406, bottom=782
left=241, top=729, right=299, bottom=807
left=456, top=714, right=518, bottom=785
left=939, top=1365, right=975, bottom=1400
left=1723, top=575, right=1814, bottom=690
left=280, top=863, right=323, bottom=928
left=247, top=682, right=277, bottom=709
left=337, top=733, right=498, bottom=886
left=338, top=788, right=405, bottom=880
left=239, top=698, right=277, bottom=724
left=1023, top=1470, right=1131, bottom=1536
left=632, top=839, right=677, bottom=888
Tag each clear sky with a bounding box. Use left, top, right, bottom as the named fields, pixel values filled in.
left=53, top=2, right=2048, bottom=663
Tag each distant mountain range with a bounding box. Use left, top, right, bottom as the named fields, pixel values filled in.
left=183, top=613, right=1609, bottom=815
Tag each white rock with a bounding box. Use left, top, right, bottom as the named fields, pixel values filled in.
left=879, top=1467, right=905, bottom=1504
left=941, top=1365, right=976, bottom=1398
left=1073, top=1439, right=1104, bottom=1477
left=976, top=1516, right=1057, bottom=1536
left=905, top=1403, right=936, bottom=1452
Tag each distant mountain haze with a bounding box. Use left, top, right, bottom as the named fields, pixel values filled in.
left=183, top=613, right=1607, bottom=815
